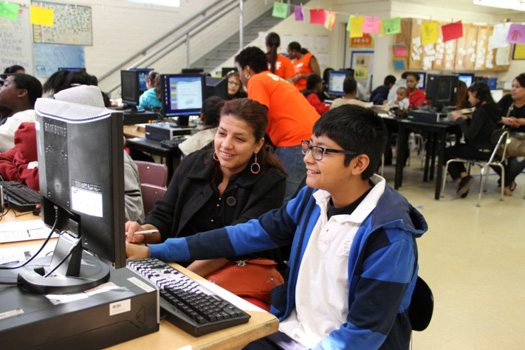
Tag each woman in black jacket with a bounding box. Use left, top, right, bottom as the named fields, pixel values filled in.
left=126, top=98, right=287, bottom=276
left=445, top=82, right=501, bottom=198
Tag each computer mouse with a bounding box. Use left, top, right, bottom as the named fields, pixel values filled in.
left=32, top=206, right=41, bottom=216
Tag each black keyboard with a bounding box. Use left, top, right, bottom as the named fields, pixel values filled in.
left=127, top=258, right=250, bottom=337
left=160, top=137, right=185, bottom=149
left=1, top=181, right=40, bottom=212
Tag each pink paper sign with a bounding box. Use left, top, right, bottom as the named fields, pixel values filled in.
left=441, top=21, right=463, bottom=42
left=506, top=24, right=525, bottom=45
left=310, top=9, right=326, bottom=24
left=294, top=6, right=304, bottom=21
left=362, top=16, right=380, bottom=34
left=394, top=45, right=407, bottom=57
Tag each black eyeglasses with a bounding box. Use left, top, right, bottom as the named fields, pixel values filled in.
left=301, top=140, right=357, bottom=161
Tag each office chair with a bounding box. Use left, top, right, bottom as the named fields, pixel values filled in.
left=140, top=183, right=167, bottom=214
left=135, top=160, right=168, bottom=187
left=440, top=129, right=509, bottom=207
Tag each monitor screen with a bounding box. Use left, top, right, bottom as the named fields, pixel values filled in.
left=21, top=98, right=126, bottom=294
left=162, top=74, right=205, bottom=126
left=426, top=74, right=458, bottom=107
left=458, top=73, right=474, bottom=88
left=181, top=68, right=204, bottom=74
left=131, top=68, right=154, bottom=91
left=205, top=76, right=228, bottom=99
left=121, top=70, right=141, bottom=108
left=416, top=72, right=426, bottom=90
left=58, top=67, right=86, bottom=72
left=328, top=70, right=352, bottom=96
left=221, top=67, right=237, bottom=77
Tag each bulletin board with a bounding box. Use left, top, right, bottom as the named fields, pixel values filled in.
left=33, top=43, right=85, bottom=78
left=351, top=50, right=374, bottom=89
left=32, top=1, right=93, bottom=46
left=0, top=6, right=33, bottom=74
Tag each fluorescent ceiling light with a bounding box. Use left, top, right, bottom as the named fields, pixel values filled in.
left=473, top=0, right=525, bottom=11
left=128, top=0, right=180, bottom=7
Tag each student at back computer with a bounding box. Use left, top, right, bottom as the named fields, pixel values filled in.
left=127, top=105, right=428, bottom=350
left=137, top=71, right=162, bottom=110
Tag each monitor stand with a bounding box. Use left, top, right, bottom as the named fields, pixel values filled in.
left=17, top=232, right=110, bottom=294
left=174, top=115, right=189, bottom=127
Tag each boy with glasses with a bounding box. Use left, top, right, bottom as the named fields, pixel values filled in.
left=127, top=105, right=428, bottom=350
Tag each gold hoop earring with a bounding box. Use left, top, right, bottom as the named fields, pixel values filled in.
left=251, top=153, right=260, bottom=174
left=213, top=152, right=219, bottom=161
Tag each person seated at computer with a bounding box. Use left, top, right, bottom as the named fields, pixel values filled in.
left=234, top=46, right=320, bottom=200
left=456, top=80, right=470, bottom=110
left=126, top=98, right=287, bottom=279
left=137, top=71, right=162, bottom=110
left=329, top=76, right=367, bottom=110
left=3, top=65, right=25, bottom=74
left=301, top=74, right=330, bottom=115
left=387, top=86, right=410, bottom=110
left=371, top=75, right=396, bottom=105
left=445, top=82, right=501, bottom=198
left=406, top=72, right=426, bottom=108
left=225, top=71, right=247, bottom=100
left=42, top=70, right=70, bottom=97
left=178, top=96, right=224, bottom=156
left=266, top=32, right=294, bottom=82
left=0, top=73, right=42, bottom=153
left=387, top=71, right=409, bottom=106
left=495, top=73, right=525, bottom=196
left=287, top=41, right=321, bottom=91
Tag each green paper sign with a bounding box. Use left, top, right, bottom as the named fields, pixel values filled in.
left=0, top=2, right=20, bottom=21
left=272, top=2, right=288, bottom=19
left=382, top=17, right=401, bottom=36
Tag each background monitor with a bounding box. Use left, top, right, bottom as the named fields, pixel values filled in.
left=221, top=67, right=237, bottom=77
left=205, top=76, right=228, bottom=99
left=426, top=74, right=459, bottom=108
left=458, top=73, right=475, bottom=88
left=161, top=74, right=205, bottom=127
left=120, top=70, right=141, bottom=109
left=131, top=68, right=154, bottom=91
left=181, top=68, right=204, bottom=74
left=58, top=67, right=86, bottom=72
left=416, top=72, right=426, bottom=90
left=328, top=70, right=353, bottom=96
left=21, top=98, right=126, bottom=294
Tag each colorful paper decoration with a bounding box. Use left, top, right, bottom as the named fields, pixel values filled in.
left=294, top=6, right=304, bottom=21
left=422, top=21, right=438, bottom=45
left=30, top=6, right=54, bottom=26
left=324, top=11, right=336, bottom=30
left=272, top=2, right=288, bottom=19
left=513, top=44, right=525, bottom=60
left=310, top=9, right=326, bottom=24
left=381, top=17, right=401, bottom=35
left=441, top=21, right=463, bottom=42
left=362, top=16, right=380, bottom=34
left=506, top=24, right=525, bottom=45
left=393, top=44, right=407, bottom=57
left=350, top=33, right=374, bottom=48
left=394, top=59, right=406, bottom=69
left=0, top=2, right=20, bottom=21
left=350, top=16, right=364, bottom=38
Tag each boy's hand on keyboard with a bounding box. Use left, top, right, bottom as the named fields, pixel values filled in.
left=126, top=242, right=150, bottom=260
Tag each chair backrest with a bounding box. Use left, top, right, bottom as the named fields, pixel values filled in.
left=141, top=183, right=167, bottom=214
left=489, top=129, right=510, bottom=164
left=135, top=160, right=168, bottom=187
left=409, top=276, right=434, bottom=331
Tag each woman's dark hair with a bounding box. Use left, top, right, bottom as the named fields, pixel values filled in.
left=300, top=48, right=309, bottom=54
left=307, top=74, right=322, bottom=90
left=456, top=80, right=468, bottom=109
left=468, top=82, right=495, bottom=105
left=226, top=71, right=245, bottom=97
left=287, top=41, right=301, bottom=52
left=406, top=72, right=420, bottom=82
left=343, top=76, right=358, bottom=95
left=218, top=98, right=287, bottom=175
left=43, top=70, right=70, bottom=94
left=235, top=47, right=268, bottom=73
left=514, top=73, right=525, bottom=88
left=11, top=73, right=43, bottom=107
left=65, top=70, right=92, bottom=87
left=147, top=70, right=159, bottom=84
left=154, top=74, right=162, bottom=101
left=4, top=65, right=24, bottom=74
left=201, top=96, right=224, bottom=128
left=266, top=32, right=280, bottom=74
left=90, top=75, right=99, bottom=85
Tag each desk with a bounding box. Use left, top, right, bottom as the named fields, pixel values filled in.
left=125, top=137, right=180, bottom=181
left=124, top=124, right=146, bottom=138
left=0, top=211, right=279, bottom=349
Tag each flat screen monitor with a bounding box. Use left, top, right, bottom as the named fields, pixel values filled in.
left=458, top=73, right=475, bottom=88
left=18, top=98, right=126, bottom=294
left=205, top=76, right=228, bottom=99
left=426, top=74, right=459, bottom=108
left=121, top=70, right=141, bottom=109
left=328, top=70, right=352, bottom=96
left=221, top=67, right=237, bottom=77
left=161, top=74, right=205, bottom=127
left=416, top=72, right=426, bottom=90
left=131, top=68, right=154, bottom=91
left=58, top=67, right=86, bottom=72
left=181, top=68, right=204, bottom=74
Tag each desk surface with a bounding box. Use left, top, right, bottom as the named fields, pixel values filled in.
left=0, top=211, right=279, bottom=350
left=124, top=124, right=146, bottom=138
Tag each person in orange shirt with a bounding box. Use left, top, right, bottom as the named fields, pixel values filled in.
left=287, top=42, right=321, bottom=92
left=266, top=32, right=294, bottom=83
left=236, top=46, right=321, bottom=200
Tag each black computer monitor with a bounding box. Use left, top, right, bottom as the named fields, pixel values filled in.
left=426, top=74, right=459, bottom=109
left=205, top=76, right=228, bottom=99
left=458, top=73, right=475, bottom=88
left=161, top=74, right=205, bottom=127
left=17, top=98, right=126, bottom=294
left=131, top=68, right=154, bottom=91
left=416, top=72, right=426, bottom=90
left=58, top=67, right=87, bottom=72
left=181, top=68, right=204, bottom=74
left=328, top=70, right=353, bottom=96
left=121, top=70, right=141, bottom=110
left=221, top=67, right=237, bottom=77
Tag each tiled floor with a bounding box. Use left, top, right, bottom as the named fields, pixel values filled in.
left=382, top=157, right=525, bottom=349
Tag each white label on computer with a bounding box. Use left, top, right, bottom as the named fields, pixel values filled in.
left=0, top=308, right=24, bottom=320
left=71, top=186, right=103, bottom=217
left=109, top=299, right=131, bottom=316
left=128, top=277, right=156, bottom=293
